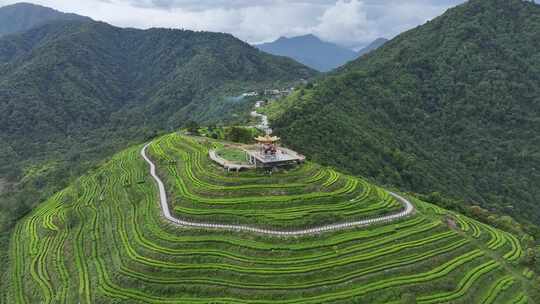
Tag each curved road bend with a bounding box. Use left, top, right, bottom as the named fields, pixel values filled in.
left=141, top=143, right=415, bottom=237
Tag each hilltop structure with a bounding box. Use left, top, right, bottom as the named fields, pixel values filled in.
left=208, top=134, right=304, bottom=171
left=245, top=134, right=305, bottom=168
left=210, top=90, right=304, bottom=171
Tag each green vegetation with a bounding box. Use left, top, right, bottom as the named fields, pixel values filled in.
left=3, top=133, right=536, bottom=303
left=0, top=15, right=316, bottom=264
left=215, top=146, right=248, bottom=163
left=271, top=0, right=540, bottom=233
left=2, top=1, right=539, bottom=302
left=150, top=134, right=400, bottom=228
left=201, top=126, right=261, bottom=143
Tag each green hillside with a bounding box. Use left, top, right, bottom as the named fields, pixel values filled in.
left=150, top=134, right=402, bottom=228
left=4, top=133, right=537, bottom=303
left=270, top=0, right=540, bottom=229
left=0, top=18, right=315, bottom=237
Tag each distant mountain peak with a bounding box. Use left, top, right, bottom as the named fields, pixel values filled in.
left=297, top=33, right=321, bottom=41
left=0, top=2, right=91, bottom=37
left=4, top=2, right=49, bottom=9
left=256, top=35, right=387, bottom=72
left=274, top=34, right=321, bottom=43
left=256, top=34, right=358, bottom=72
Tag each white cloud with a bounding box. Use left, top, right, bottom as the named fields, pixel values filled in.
left=314, top=0, right=371, bottom=47
left=0, top=0, right=465, bottom=47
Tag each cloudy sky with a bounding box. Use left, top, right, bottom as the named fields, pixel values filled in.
left=0, top=0, right=466, bottom=48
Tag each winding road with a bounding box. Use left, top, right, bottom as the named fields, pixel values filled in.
left=141, top=143, right=415, bottom=236
left=251, top=100, right=272, bottom=134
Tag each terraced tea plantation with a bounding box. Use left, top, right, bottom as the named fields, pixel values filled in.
left=5, top=133, right=537, bottom=303
left=149, top=134, right=403, bottom=229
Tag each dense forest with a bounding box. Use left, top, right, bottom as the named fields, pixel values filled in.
left=271, top=0, right=540, bottom=233
left=0, top=17, right=315, bottom=244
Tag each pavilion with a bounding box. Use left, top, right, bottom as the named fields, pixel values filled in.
left=245, top=134, right=305, bottom=168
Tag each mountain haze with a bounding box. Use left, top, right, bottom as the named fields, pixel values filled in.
left=256, top=34, right=359, bottom=72
left=0, top=2, right=90, bottom=37
left=271, top=0, right=540, bottom=229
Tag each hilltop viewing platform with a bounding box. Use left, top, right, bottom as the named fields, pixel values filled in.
left=245, top=134, right=305, bottom=168
left=245, top=147, right=305, bottom=167
left=209, top=134, right=305, bottom=170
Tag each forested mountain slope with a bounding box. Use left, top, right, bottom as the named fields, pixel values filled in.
left=357, top=37, right=388, bottom=57
left=0, top=18, right=315, bottom=236
left=0, top=2, right=90, bottom=37
left=271, top=0, right=540, bottom=229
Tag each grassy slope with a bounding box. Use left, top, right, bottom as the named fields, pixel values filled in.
left=3, top=134, right=537, bottom=303
left=215, top=147, right=249, bottom=163
left=151, top=134, right=400, bottom=228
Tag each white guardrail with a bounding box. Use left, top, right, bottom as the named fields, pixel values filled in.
left=141, top=143, right=415, bottom=237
